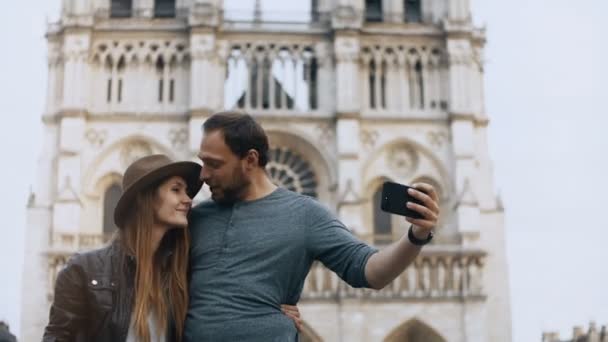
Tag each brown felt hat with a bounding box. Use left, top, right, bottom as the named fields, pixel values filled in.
left=114, top=154, right=203, bottom=229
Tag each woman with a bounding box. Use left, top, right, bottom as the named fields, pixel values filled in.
left=43, top=154, right=301, bottom=342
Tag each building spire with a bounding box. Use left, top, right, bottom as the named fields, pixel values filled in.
left=253, top=0, right=261, bottom=22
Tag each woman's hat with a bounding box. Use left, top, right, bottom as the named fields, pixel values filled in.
left=114, top=154, right=203, bottom=229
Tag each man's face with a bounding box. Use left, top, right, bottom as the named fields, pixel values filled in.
left=198, top=130, right=250, bottom=204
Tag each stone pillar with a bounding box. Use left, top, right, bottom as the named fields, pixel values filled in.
left=188, top=0, right=223, bottom=154
left=335, top=35, right=360, bottom=113
left=314, top=42, right=334, bottom=113
left=62, top=0, right=93, bottom=18
left=336, top=116, right=364, bottom=234
left=53, top=114, right=86, bottom=235
left=189, top=0, right=222, bottom=27
left=20, top=124, right=59, bottom=342
left=448, top=0, right=471, bottom=23
left=20, top=206, right=53, bottom=342
left=137, top=0, right=154, bottom=18
left=384, top=0, right=403, bottom=23
left=447, top=38, right=479, bottom=245
left=397, top=53, right=410, bottom=111
left=334, top=34, right=365, bottom=233
left=46, top=39, right=63, bottom=115
left=61, top=32, right=91, bottom=110
left=332, top=0, right=363, bottom=30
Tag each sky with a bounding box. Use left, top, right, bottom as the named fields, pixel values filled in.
left=0, top=1, right=606, bottom=341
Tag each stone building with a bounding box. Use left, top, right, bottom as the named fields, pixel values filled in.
left=542, top=322, right=607, bottom=342
left=21, top=0, right=511, bottom=341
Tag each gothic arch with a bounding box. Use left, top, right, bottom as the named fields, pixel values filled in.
left=365, top=176, right=395, bottom=245
left=93, top=172, right=122, bottom=199
left=265, top=128, right=336, bottom=205
left=410, top=174, right=444, bottom=203
left=83, top=134, right=175, bottom=198
left=363, top=137, right=452, bottom=197
left=384, top=318, right=446, bottom=342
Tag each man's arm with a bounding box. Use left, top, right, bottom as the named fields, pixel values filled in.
left=364, top=183, right=439, bottom=290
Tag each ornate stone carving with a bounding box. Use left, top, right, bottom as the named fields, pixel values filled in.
left=189, top=2, right=220, bottom=27
left=314, top=41, right=333, bottom=68
left=168, top=128, right=188, bottom=148
left=361, top=45, right=444, bottom=67
left=91, top=39, right=190, bottom=67
left=338, top=179, right=361, bottom=204
left=57, top=176, right=81, bottom=204
left=385, top=144, right=418, bottom=177
left=315, top=123, right=334, bottom=146
left=360, top=129, right=379, bottom=150
left=427, top=131, right=449, bottom=148
left=85, top=129, right=107, bottom=148
left=120, top=141, right=153, bottom=168
left=334, top=37, right=360, bottom=63
left=447, top=40, right=472, bottom=65
left=331, top=5, right=361, bottom=30
left=191, top=35, right=216, bottom=60
left=266, top=147, right=317, bottom=198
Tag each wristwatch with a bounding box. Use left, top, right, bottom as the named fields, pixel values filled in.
left=407, top=225, right=433, bottom=246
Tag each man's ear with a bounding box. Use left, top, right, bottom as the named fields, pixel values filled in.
left=244, top=149, right=259, bottom=170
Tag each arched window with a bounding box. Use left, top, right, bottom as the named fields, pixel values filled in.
left=266, top=147, right=318, bottom=198
left=365, top=0, right=383, bottom=22
left=369, top=59, right=377, bottom=109
left=415, top=60, right=425, bottom=109
left=311, top=0, right=320, bottom=22
left=384, top=319, right=446, bottom=342
left=405, top=0, right=422, bottom=23
left=111, top=0, right=132, bottom=18
left=373, top=185, right=392, bottom=245
left=155, top=0, right=176, bottom=18
left=103, top=183, right=122, bottom=234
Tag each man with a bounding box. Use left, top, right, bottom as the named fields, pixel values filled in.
left=184, top=112, right=439, bottom=341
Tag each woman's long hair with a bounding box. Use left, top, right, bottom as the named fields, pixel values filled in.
left=119, top=184, right=190, bottom=342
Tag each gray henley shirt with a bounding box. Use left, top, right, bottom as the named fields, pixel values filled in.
left=183, top=187, right=378, bottom=341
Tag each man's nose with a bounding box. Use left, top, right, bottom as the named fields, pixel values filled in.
left=200, top=165, right=210, bottom=182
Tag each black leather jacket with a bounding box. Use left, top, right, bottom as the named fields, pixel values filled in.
left=42, top=241, right=176, bottom=342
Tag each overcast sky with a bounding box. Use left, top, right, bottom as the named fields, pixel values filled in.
left=0, top=1, right=606, bottom=341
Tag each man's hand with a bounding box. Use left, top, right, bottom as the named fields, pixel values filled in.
left=281, top=304, right=303, bottom=332
left=405, top=183, right=439, bottom=239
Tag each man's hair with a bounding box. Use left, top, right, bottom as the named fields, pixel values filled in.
left=203, top=111, right=269, bottom=167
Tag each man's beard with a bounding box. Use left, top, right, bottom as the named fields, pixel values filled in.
left=211, top=170, right=250, bottom=205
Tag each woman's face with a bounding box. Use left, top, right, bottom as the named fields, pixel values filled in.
left=153, top=176, right=192, bottom=229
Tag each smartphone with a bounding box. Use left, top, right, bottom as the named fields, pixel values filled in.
left=380, top=181, right=425, bottom=219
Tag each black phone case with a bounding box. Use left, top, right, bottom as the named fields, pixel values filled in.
left=380, top=181, right=424, bottom=219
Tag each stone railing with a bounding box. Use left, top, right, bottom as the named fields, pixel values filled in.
left=301, top=245, right=486, bottom=301
left=45, top=232, right=114, bottom=301
left=44, top=233, right=485, bottom=303
left=49, top=232, right=114, bottom=253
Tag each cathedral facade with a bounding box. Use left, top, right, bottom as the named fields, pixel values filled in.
left=21, top=0, right=511, bottom=341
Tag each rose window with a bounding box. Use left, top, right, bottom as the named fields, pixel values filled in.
left=266, top=147, right=318, bottom=198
